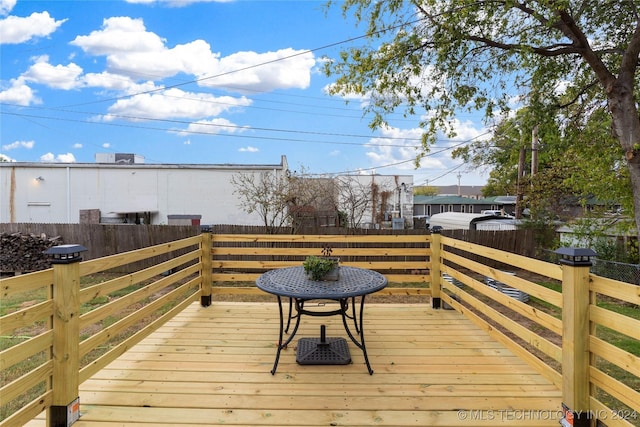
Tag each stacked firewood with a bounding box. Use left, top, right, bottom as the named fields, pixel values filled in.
left=0, top=232, right=63, bottom=273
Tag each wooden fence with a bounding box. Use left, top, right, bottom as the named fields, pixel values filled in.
left=1, top=232, right=638, bottom=426
left=0, top=223, right=540, bottom=269
left=0, top=223, right=200, bottom=264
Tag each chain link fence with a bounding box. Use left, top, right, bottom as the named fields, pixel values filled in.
left=542, top=250, right=640, bottom=285
left=591, top=258, right=640, bottom=285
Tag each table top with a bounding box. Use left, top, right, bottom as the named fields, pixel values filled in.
left=256, top=266, right=387, bottom=300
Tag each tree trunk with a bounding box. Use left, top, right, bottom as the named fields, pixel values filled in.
left=608, top=81, right=640, bottom=241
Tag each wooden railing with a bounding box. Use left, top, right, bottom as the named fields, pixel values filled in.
left=1, top=231, right=638, bottom=426
left=431, top=233, right=639, bottom=427
left=206, top=233, right=432, bottom=300
left=1, top=236, right=203, bottom=426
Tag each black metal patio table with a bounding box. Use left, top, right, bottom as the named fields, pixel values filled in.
left=256, top=265, right=387, bottom=375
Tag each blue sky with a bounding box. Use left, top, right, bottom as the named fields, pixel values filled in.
left=0, top=0, right=490, bottom=186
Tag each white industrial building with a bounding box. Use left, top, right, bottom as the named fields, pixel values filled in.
left=1, top=155, right=289, bottom=226
left=0, top=154, right=413, bottom=228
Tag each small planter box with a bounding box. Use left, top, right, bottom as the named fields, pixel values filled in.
left=303, top=256, right=340, bottom=281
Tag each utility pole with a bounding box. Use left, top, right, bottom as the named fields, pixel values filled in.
left=531, top=125, right=539, bottom=177
left=515, top=147, right=526, bottom=219
left=457, top=172, right=461, bottom=196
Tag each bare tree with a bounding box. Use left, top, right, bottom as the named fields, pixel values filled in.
left=336, top=176, right=372, bottom=229
left=231, top=170, right=291, bottom=233
left=288, top=175, right=340, bottom=230
left=231, top=167, right=341, bottom=233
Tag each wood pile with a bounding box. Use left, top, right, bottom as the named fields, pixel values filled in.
left=0, top=232, right=63, bottom=273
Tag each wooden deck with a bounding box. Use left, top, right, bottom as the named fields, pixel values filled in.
left=28, top=301, right=562, bottom=426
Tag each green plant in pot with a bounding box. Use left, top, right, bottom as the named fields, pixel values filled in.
left=303, top=246, right=340, bottom=281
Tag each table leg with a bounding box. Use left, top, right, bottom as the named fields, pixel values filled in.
left=351, top=296, right=360, bottom=334
left=271, top=296, right=302, bottom=375
left=285, top=297, right=293, bottom=333
left=340, top=295, right=374, bottom=375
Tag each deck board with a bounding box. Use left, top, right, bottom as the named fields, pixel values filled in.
left=27, top=301, right=563, bottom=426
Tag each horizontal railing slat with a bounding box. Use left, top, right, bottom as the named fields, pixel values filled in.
left=590, top=275, right=640, bottom=305
left=0, top=331, right=52, bottom=372
left=212, top=234, right=430, bottom=243
left=0, top=390, right=52, bottom=427
left=212, top=247, right=431, bottom=256
left=590, top=336, right=640, bottom=378
left=79, top=235, right=201, bottom=276
left=589, top=366, right=640, bottom=416
left=590, top=305, right=640, bottom=341
left=210, top=273, right=430, bottom=284
left=0, top=360, right=52, bottom=406
left=1, top=269, right=52, bottom=300
left=440, top=236, right=563, bottom=281
left=212, top=260, right=429, bottom=270
left=0, top=300, right=53, bottom=335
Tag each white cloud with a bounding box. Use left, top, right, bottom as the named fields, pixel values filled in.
left=180, top=118, right=249, bottom=136
left=0, top=0, right=16, bottom=16
left=71, top=17, right=166, bottom=56
left=442, top=118, right=488, bottom=142
left=102, top=143, right=111, bottom=148
left=83, top=72, right=137, bottom=91
left=366, top=126, right=425, bottom=171
left=0, top=11, right=66, bottom=44
left=107, top=89, right=252, bottom=121
left=0, top=77, right=39, bottom=105
left=70, top=16, right=315, bottom=92
left=238, top=146, right=259, bottom=152
left=23, top=56, right=84, bottom=90
left=204, top=48, right=316, bottom=92
left=2, top=140, right=34, bottom=150
left=40, top=152, right=76, bottom=163
left=364, top=119, right=488, bottom=178
left=73, top=143, right=83, bottom=149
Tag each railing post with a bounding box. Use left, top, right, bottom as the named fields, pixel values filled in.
left=200, top=231, right=212, bottom=307
left=44, top=244, right=86, bottom=427
left=556, top=247, right=596, bottom=427
left=429, top=230, right=442, bottom=309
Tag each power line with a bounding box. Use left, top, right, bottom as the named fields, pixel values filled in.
left=1, top=10, right=490, bottom=178
left=57, top=14, right=425, bottom=109
left=2, top=102, right=486, bottom=147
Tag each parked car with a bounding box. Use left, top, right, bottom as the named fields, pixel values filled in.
left=481, top=209, right=514, bottom=218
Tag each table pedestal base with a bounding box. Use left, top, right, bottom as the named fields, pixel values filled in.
left=296, top=325, right=352, bottom=365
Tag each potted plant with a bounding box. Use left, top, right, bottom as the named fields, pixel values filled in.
left=303, top=245, right=340, bottom=281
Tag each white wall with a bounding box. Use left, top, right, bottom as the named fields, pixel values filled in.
left=0, top=159, right=288, bottom=225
